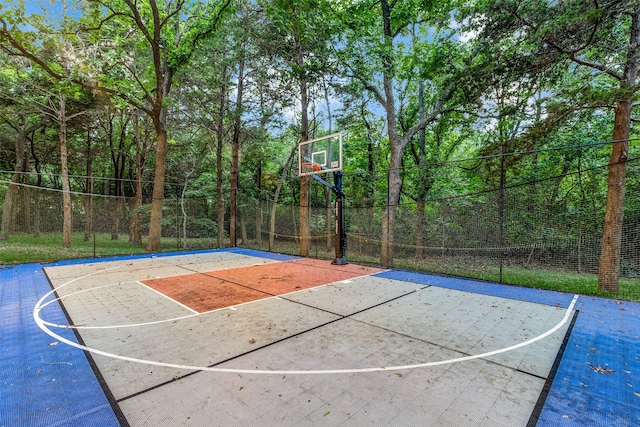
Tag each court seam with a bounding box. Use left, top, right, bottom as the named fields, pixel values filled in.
left=35, top=281, right=579, bottom=377
left=341, top=305, right=571, bottom=382
left=34, top=259, right=578, bottom=380
left=41, top=268, right=131, bottom=427
left=137, top=280, right=200, bottom=314
left=114, top=286, right=426, bottom=403
left=527, top=309, right=580, bottom=426
left=113, top=290, right=577, bottom=403
left=40, top=266, right=384, bottom=330
left=153, top=262, right=388, bottom=318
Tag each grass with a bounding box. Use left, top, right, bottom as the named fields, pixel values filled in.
left=2, top=232, right=639, bottom=302
left=247, top=240, right=640, bottom=302
left=0, top=232, right=187, bottom=264
left=391, top=257, right=640, bottom=302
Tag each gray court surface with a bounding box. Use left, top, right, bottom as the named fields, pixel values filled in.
left=37, top=252, right=574, bottom=426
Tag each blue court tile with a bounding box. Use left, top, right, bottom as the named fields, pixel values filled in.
left=375, top=269, right=576, bottom=308
left=231, top=248, right=300, bottom=261
left=0, top=264, right=122, bottom=427
left=536, top=296, right=640, bottom=426
left=374, top=269, right=640, bottom=425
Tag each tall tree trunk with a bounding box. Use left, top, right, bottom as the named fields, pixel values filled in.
left=379, top=0, right=404, bottom=267
left=84, top=120, right=94, bottom=242
left=23, top=155, right=30, bottom=234
left=296, top=35, right=311, bottom=257
left=216, top=135, right=225, bottom=247
left=270, top=144, right=298, bottom=251
left=230, top=55, right=245, bottom=248
left=146, top=125, right=167, bottom=252
left=256, top=162, right=263, bottom=245
left=130, top=164, right=144, bottom=246
left=598, top=100, right=630, bottom=291
left=145, top=42, right=176, bottom=252
left=59, top=94, right=72, bottom=249
left=129, top=109, right=144, bottom=246
left=2, top=118, right=25, bottom=240
left=1, top=117, right=47, bottom=241
left=414, top=79, right=426, bottom=258
left=31, top=137, right=42, bottom=238
left=110, top=111, right=129, bottom=241
left=215, top=66, right=228, bottom=248
left=1, top=147, right=22, bottom=241
left=596, top=5, right=639, bottom=292
left=381, top=132, right=402, bottom=266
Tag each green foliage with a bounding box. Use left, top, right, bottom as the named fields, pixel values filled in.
left=2, top=0, right=639, bottom=296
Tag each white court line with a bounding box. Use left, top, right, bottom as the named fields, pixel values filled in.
left=38, top=271, right=461, bottom=331
left=41, top=267, right=350, bottom=330
left=41, top=285, right=276, bottom=330
left=34, top=277, right=579, bottom=375
left=138, top=281, right=199, bottom=315
left=38, top=282, right=132, bottom=311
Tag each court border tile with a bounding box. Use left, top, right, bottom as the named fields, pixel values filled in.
left=0, top=264, right=124, bottom=427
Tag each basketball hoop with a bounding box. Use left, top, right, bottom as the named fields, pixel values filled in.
left=297, top=132, right=342, bottom=177
left=302, top=162, right=323, bottom=172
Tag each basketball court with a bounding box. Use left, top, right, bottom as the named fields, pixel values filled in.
left=4, top=247, right=638, bottom=426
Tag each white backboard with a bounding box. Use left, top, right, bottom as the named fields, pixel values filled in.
left=298, top=132, right=343, bottom=176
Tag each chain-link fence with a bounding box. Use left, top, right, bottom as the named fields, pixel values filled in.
left=1, top=142, right=639, bottom=299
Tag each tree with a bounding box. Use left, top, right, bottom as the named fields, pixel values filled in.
left=261, top=0, right=336, bottom=256
left=80, top=0, right=233, bottom=251
left=472, top=0, right=640, bottom=291
left=0, top=4, right=97, bottom=248
left=337, top=0, right=477, bottom=266
left=0, top=60, right=50, bottom=241
left=0, top=111, right=48, bottom=241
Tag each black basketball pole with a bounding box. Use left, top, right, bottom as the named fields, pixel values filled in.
left=332, top=171, right=347, bottom=265
left=306, top=164, right=347, bottom=265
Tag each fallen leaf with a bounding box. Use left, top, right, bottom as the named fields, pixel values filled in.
left=588, top=363, right=614, bottom=374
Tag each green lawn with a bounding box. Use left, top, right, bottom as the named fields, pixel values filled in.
left=2, top=232, right=638, bottom=302
left=0, top=232, right=213, bottom=264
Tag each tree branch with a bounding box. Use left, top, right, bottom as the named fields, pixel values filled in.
left=504, top=4, right=624, bottom=81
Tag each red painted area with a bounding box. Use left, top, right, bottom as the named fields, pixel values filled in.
left=142, top=259, right=383, bottom=313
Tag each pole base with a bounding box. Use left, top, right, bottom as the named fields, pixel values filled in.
left=332, top=257, right=348, bottom=265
